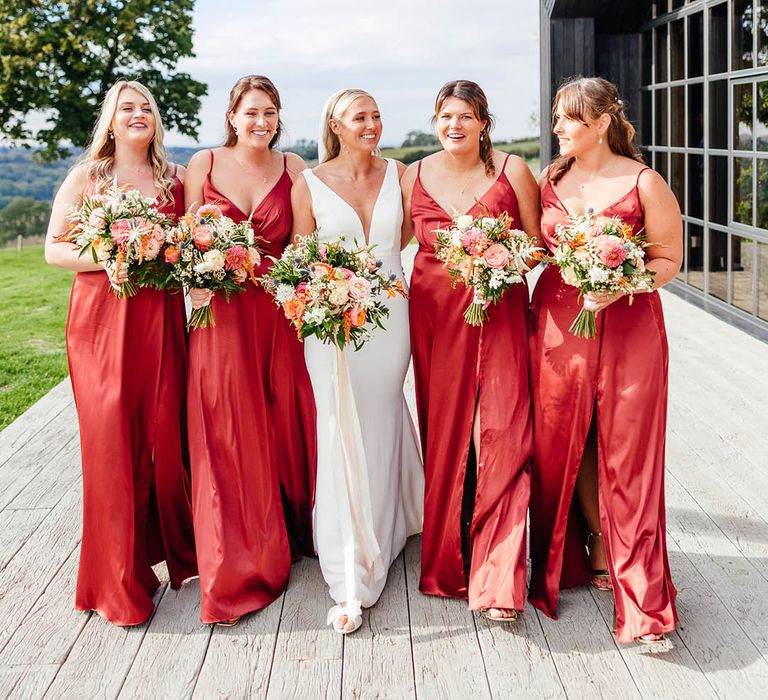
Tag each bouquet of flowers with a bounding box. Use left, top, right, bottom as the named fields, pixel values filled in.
left=163, top=203, right=261, bottom=329
left=60, top=183, right=170, bottom=297
left=541, top=209, right=657, bottom=338
left=260, top=233, right=406, bottom=350
left=433, top=211, right=539, bottom=326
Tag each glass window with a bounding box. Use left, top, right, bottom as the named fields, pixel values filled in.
left=688, top=153, right=705, bottom=219
left=708, top=229, right=729, bottom=301
left=671, top=19, right=685, bottom=81
left=710, top=155, right=728, bottom=224
left=642, top=31, right=653, bottom=85
left=688, top=12, right=704, bottom=77
left=710, top=3, right=728, bottom=74
left=759, top=3, right=768, bottom=66
left=671, top=0, right=684, bottom=10
left=678, top=225, right=688, bottom=281
left=688, top=83, right=704, bottom=148
left=656, top=151, right=669, bottom=184
left=758, top=159, right=768, bottom=228
left=734, top=157, right=754, bottom=225
left=656, top=88, right=668, bottom=146
left=710, top=80, right=728, bottom=149
left=733, top=0, right=754, bottom=70
left=757, top=80, right=768, bottom=151
left=641, top=91, right=652, bottom=145
left=671, top=86, right=685, bottom=146
left=688, top=223, right=705, bottom=290
left=734, top=82, right=754, bottom=150
left=732, top=235, right=755, bottom=314
left=671, top=152, right=686, bottom=208
left=758, top=240, right=768, bottom=320
left=656, top=24, right=669, bottom=83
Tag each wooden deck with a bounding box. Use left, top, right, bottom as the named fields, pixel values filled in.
left=0, top=289, right=767, bottom=699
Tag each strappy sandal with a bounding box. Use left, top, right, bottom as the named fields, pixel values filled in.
left=216, top=616, right=241, bottom=627
left=327, top=600, right=362, bottom=635
left=480, top=607, right=518, bottom=623
left=586, top=531, right=612, bottom=591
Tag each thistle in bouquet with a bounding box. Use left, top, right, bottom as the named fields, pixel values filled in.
left=59, top=183, right=171, bottom=297
left=260, top=233, right=407, bottom=351
left=540, top=209, right=657, bottom=338
left=164, top=203, right=262, bottom=329
left=433, top=210, right=540, bottom=326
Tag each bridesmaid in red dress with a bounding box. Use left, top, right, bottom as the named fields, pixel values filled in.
left=401, top=80, right=541, bottom=620
left=528, top=77, right=682, bottom=644
left=184, top=75, right=314, bottom=624
left=45, top=80, right=196, bottom=626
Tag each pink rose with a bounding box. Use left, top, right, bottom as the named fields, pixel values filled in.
left=109, top=219, right=132, bottom=245
left=225, top=244, right=247, bottom=271
left=348, top=275, right=372, bottom=300
left=483, top=243, right=510, bottom=269
left=192, top=224, right=214, bottom=251
left=461, top=228, right=490, bottom=255
left=595, top=236, right=628, bottom=268
left=318, top=244, right=328, bottom=260
left=335, top=267, right=354, bottom=280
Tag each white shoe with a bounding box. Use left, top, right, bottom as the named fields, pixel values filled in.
left=326, top=600, right=362, bottom=635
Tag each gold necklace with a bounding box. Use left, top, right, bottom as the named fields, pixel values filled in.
left=233, top=154, right=271, bottom=184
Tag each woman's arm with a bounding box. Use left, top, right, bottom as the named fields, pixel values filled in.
left=290, top=174, right=317, bottom=243
left=184, top=150, right=210, bottom=212
left=284, top=152, right=308, bottom=183
left=505, top=154, right=543, bottom=269
left=399, top=162, right=418, bottom=250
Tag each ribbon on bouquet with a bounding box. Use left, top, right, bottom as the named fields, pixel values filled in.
left=330, top=346, right=384, bottom=585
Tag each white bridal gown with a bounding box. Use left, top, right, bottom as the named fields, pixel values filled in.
left=301, top=159, right=424, bottom=615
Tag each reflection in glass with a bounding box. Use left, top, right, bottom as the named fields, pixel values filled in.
left=734, top=158, right=754, bottom=226
left=710, top=3, right=728, bottom=74
left=641, top=91, right=652, bottom=145
left=757, top=81, right=768, bottom=151
left=688, top=154, right=704, bottom=219
left=708, top=229, right=728, bottom=302
left=656, top=24, right=668, bottom=83
left=709, top=80, right=728, bottom=149
left=734, top=83, right=753, bottom=150
left=671, top=87, right=685, bottom=146
left=758, top=240, right=768, bottom=320
left=758, top=159, right=768, bottom=229
left=687, top=223, right=704, bottom=290
left=688, top=12, right=704, bottom=77
left=759, top=3, right=768, bottom=66
left=670, top=0, right=683, bottom=10
left=656, top=152, right=668, bottom=185
left=642, top=31, right=653, bottom=84
left=670, top=153, right=685, bottom=209
left=688, top=83, right=704, bottom=148
left=732, top=235, right=754, bottom=314
left=671, top=19, right=685, bottom=81
left=656, top=88, right=668, bottom=146
left=732, top=0, right=754, bottom=70
left=710, top=155, right=728, bottom=224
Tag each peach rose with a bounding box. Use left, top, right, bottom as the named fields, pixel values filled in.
left=192, top=224, right=214, bottom=251
left=164, top=246, right=181, bottom=264
left=483, top=243, right=510, bottom=269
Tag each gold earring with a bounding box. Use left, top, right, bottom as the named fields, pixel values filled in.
left=598, top=134, right=603, bottom=144
left=108, top=130, right=114, bottom=140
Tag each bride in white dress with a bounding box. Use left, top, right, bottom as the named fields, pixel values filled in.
left=291, top=89, right=423, bottom=634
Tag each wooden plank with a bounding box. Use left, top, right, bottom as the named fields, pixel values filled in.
left=0, top=380, right=73, bottom=469
left=403, top=537, right=491, bottom=699
left=0, top=664, right=58, bottom=700
left=0, top=488, right=81, bottom=653
left=342, top=552, right=416, bottom=699
left=118, top=580, right=211, bottom=699
left=192, top=594, right=283, bottom=699
left=44, top=585, right=167, bottom=700
left=476, top=603, right=566, bottom=699
left=0, top=508, right=47, bottom=571
left=0, top=547, right=84, bottom=666
left=537, top=587, right=641, bottom=700
left=266, top=557, right=342, bottom=700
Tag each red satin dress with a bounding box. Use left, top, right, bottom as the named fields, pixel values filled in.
left=67, top=175, right=197, bottom=626
left=528, top=170, right=678, bottom=642
left=188, top=151, right=316, bottom=624
left=409, top=156, right=532, bottom=611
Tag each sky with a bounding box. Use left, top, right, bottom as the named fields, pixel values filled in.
left=170, top=0, right=541, bottom=148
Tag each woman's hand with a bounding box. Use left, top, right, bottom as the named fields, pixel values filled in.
left=583, top=289, right=624, bottom=313
left=102, top=261, right=128, bottom=292
left=189, top=288, right=213, bottom=309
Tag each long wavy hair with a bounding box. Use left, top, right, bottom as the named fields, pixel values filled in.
left=223, top=75, right=284, bottom=149
left=80, top=80, right=175, bottom=203
left=549, top=76, right=644, bottom=184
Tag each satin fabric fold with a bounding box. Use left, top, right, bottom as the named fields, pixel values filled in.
left=528, top=178, right=678, bottom=642
left=69, top=178, right=197, bottom=626
left=409, top=162, right=532, bottom=611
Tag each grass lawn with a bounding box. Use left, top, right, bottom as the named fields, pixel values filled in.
left=0, top=244, right=73, bottom=430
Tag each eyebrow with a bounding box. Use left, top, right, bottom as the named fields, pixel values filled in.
left=119, top=101, right=150, bottom=108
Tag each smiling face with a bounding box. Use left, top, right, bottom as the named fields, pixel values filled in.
left=435, top=96, right=486, bottom=157
left=229, top=88, right=279, bottom=150
left=552, top=100, right=610, bottom=158
left=332, top=96, right=382, bottom=154
left=110, top=87, right=155, bottom=144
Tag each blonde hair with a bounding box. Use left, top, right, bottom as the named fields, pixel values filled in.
left=319, top=88, right=376, bottom=163
left=223, top=75, right=283, bottom=148
left=80, top=80, right=176, bottom=203
left=549, top=76, right=644, bottom=184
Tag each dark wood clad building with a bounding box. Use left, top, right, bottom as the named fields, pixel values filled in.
left=540, top=0, right=768, bottom=338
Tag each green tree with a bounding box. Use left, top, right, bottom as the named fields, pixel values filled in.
left=401, top=130, right=439, bottom=148
left=0, top=197, right=51, bottom=244
left=0, top=0, right=207, bottom=161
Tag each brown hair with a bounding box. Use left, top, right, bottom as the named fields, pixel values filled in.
left=432, top=80, right=496, bottom=176
left=548, top=76, right=644, bottom=184
left=223, top=75, right=283, bottom=148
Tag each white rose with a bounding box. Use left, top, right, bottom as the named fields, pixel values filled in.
left=451, top=230, right=463, bottom=247
left=561, top=266, right=580, bottom=287
left=328, top=284, right=349, bottom=306
left=275, top=283, right=295, bottom=304
left=193, top=249, right=226, bottom=275
left=304, top=306, right=327, bottom=324
left=456, top=214, right=474, bottom=232
left=588, top=267, right=610, bottom=284
left=481, top=217, right=496, bottom=231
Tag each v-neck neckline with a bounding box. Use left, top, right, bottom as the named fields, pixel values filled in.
left=206, top=167, right=287, bottom=222
left=308, top=159, right=391, bottom=245
left=417, top=167, right=508, bottom=219
left=546, top=178, right=641, bottom=219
